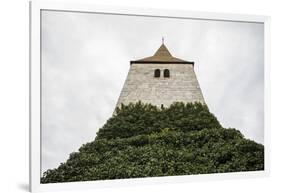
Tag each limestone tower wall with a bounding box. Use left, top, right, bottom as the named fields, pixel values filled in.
left=115, top=43, right=205, bottom=108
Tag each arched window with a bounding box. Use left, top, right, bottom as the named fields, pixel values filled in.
left=154, top=69, right=160, bottom=78
left=164, top=69, right=170, bottom=78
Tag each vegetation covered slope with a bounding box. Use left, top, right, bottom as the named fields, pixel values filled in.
left=41, top=102, right=264, bottom=183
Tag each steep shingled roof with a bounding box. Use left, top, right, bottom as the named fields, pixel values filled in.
left=130, top=43, right=194, bottom=64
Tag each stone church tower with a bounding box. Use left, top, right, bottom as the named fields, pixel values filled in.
left=116, top=42, right=205, bottom=108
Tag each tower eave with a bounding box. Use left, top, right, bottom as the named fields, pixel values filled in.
left=130, top=60, right=194, bottom=65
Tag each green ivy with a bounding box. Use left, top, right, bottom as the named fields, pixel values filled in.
left=41, top=102, right=264, bottom=183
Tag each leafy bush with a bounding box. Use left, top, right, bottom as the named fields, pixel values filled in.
left=96, top=102, right=221, bottom=139
left=41, top=102, right=264, bottom=183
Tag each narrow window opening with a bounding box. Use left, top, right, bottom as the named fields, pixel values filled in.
left=164, top=69, right=170, bottom=78
left=154, top=69, right=160, bottom=78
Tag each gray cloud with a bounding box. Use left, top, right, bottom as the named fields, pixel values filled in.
left=41, top=10, right=264, bottom=174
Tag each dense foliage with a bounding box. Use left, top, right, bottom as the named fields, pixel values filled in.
left=41, top=102, right=264, bottom=183
left=97, top=102, right=221, bottom=139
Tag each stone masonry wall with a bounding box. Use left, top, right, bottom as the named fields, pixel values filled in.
left=116, top=63, right=205, bottom=108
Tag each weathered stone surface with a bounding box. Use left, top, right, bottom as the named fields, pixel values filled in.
left=115, top=43, right=205, bottom=108
left=116, top=63, right=205, bottom=108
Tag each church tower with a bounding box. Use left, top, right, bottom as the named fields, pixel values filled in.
left=116, top=42, right=205, bottom=108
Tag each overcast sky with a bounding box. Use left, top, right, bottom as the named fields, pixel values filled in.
left=41, top=10, right=264, bottom=174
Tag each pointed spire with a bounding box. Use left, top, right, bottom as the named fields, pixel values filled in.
left=153, top=43, right=172, bottom=58
left=130, top=40, right=194, bottom=64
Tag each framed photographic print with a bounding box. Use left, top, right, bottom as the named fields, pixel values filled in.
left=29, top=1, right=270, bottom=192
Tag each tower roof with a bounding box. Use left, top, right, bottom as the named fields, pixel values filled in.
left=130, top=43, right=194, bottom=64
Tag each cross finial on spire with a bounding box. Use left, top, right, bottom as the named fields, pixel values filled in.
left=162, top=37, right=164, bottom=44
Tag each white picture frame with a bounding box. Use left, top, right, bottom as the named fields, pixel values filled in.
left=29, top=1, right=271, bottom=192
